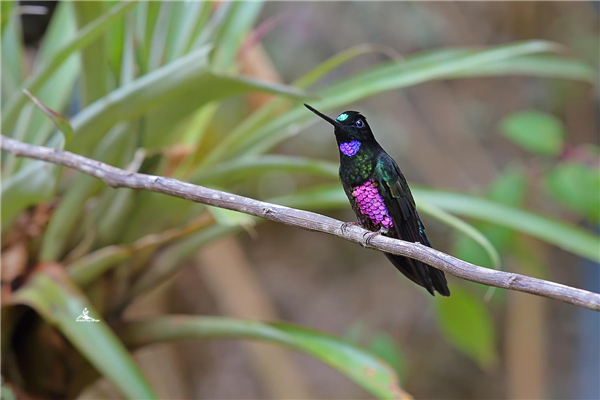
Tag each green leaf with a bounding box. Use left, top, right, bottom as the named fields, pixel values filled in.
left=9, top=266, right=156, bottom=399
left=23, top=89, right=73, bottom=145
left=419, top=201, right=501, bottom=272
left=447, top=54, right=596, bottom=83
left=120, top=13, right=136, bottom=86
left=22, top=1, right=79, bottom=147
left=210, top=2, right=263, bottom=71
left=416, top=187, right=600, bottom=263
left=499, top=111, right=566, bottom=156
left=128, top=225, right=238, bottom=299
left=199, top=44, right=402, bottom=167
left=453, top=165, right=529, bottom=272
left=1, top=160, right=59, bottom=230
left=342, top=322, right=405, bottom=380
left=68, top=245, right=130, bottom=286
left=545, top=162, right=600, bottom=222
left=0, top=1, right=15, bottom=34
left=454, top=235, right=496, bottom=271
left=2, top=1, right=136, bottom=134
left=368, top=333, right=406, bottom=381
left=147, top=2, right=172, bottom=71
left=68, top=212, right=212, bottom=287
left=453, top=165, right=529, bottom=277
left=119, top=316, right=410, bottom=400
left=192, top=155, right=339, bottom=186
left=296, top=44, right=404, bottom=89
left=435, top=287, right=496, bottom=368
left=2, top=103, right=34, bottom=177
left=65, top=45, right=310, bottom=154
left=208, top=206, right=256, bottom=228
left=72, top=1, right=111, bottom=104
left=40, top=123, right=134, bottom=262
left=481, top=165, right=530, bottom=251
left=271, top=184, right=600, bottom=263
left=162, top=2, right=190, bottom=64
left=488, top=164, right=529, bottom=206
left=168, top=1, right=209, bottom=60
left=172, top=102, right=221, bottom=177
left=1, top=5, right=24, bottom=101
left=219, top=41, right=574, bottom=159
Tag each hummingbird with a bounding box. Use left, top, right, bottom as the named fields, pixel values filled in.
left=305, top=104, right=450, bottom=297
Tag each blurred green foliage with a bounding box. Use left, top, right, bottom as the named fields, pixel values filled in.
left=1, top=1, right=598, bottom=399
left=435, top=287, right=497, bottom=369
left=500, top=111, right=566, bottom=156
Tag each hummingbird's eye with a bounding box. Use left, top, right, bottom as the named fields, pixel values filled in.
left=355, top=119, right=364, bottom=128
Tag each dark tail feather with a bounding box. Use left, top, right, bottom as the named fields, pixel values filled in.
left=385, top=253, right=451, bottom=297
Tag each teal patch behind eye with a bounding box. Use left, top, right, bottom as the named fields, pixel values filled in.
left=336, top=113, right=348, bottom=122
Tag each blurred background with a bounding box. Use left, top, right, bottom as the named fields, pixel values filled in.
left=1, top=1, right=599, bottom=399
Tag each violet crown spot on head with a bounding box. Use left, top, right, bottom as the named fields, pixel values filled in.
left=339, top=140, right=361, bottom=157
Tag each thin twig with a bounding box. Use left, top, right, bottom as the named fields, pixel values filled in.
left=2, top=135, right=599, bottom=311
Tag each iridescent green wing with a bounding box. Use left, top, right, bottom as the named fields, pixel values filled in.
left=375, top=153, right=429, bottom=245
left=375, top=153, right=450, bottom=296
left=376, top=154, right=416, bottom=219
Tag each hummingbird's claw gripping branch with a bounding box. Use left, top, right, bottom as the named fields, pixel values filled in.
left=363, top=227, right=389, bottom=247
left=2, top=134, right=599, bottom=312
left=341, top=221, right=361, bottom=235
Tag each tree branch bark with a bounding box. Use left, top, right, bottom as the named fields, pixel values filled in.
left=2, top=135, right=599, bottom=311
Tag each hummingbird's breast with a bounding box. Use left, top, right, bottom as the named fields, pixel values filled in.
left=339, top=151, right=374, bottom=186
left=351, top=179, right=394, bottom=229
left=339, top=149, right=393, bottom=230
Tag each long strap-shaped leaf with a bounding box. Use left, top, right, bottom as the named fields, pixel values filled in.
left=8, top=265, right=157, bottom=399
left=268, top=183, right=600, bottom=263
left=119, top=316, right=411, bottom=400
left=2, top=2, right=137, bottom=133
left=214, top=41, right=594, bottom=161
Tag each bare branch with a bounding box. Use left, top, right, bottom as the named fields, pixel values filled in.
left=2, top=135, right=599, bottom=311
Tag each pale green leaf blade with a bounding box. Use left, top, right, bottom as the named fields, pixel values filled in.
left=545, top=162, right=600, bottom=222
left=2, top=1, right=136, bottom=134
left=40, top=123, right=134, bottom=262
left=120, top=316, right=409, bottom=400
left=9, top=267, right=156, bottom=399
left=23, top=89, right=73, bottom=145
left=418, top=202, right=501, bottom=273
left=73, top=1, right=111, bottom=104
left=219, top=41, right=588, bottom=160
left=415, top=188, right=600, bottom=263
left=22, top=1, right=79, bottom=146
left=65, top=45, right=310, bottom=154
left=199, top=44, right=405, bottom=167
left=270, top=184, right=600, bottom=263
left=499, top=111, right=566, bottom=156
left=210, top=1, right=263, bottom=70
left=447, top=54, right=596, bottom=82
left=192, top=155, right=339, bottom=185
left=435, top=287, right=497, bottom=368
left=208, top=206, right=256, bottom=228
left=1, top=161, right=59, bottom=230
left=1, top=6, right=24, bottom=101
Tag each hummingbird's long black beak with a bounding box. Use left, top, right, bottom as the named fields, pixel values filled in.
left=304, top=104, right=341, bottom=128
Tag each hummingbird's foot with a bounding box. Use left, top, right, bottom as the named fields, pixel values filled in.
left=363, top=227, right=389, bottom=246
left=341, top=221, right=361, bottom=235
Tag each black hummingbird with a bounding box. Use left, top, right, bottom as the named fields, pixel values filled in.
left=305, top=104, right=450, bottom=296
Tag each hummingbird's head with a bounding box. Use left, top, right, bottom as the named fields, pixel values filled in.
left=304, top=104, right=375, bottom=146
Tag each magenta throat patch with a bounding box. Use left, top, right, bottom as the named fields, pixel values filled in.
left=340, top=140, right=361, bottom=156
left=352, top=180, right=394, bottom=228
